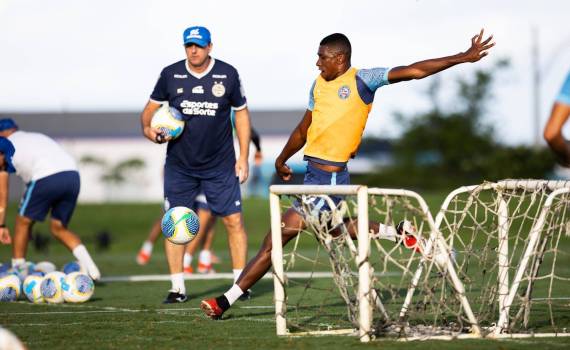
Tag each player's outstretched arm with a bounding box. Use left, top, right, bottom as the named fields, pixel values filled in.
left=388, top=29, right=495, bottom=84
left=140, top=101, right=170, bottom=144
left=544, top=102, right=570, bottom=166
left=234, top=108, right=251, bottom=183
left=275, top=110, right=312, bottom=181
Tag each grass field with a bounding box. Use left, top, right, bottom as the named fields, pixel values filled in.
left=1, top=193, right=570, bottom=349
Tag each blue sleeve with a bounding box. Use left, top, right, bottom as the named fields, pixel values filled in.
left=150, top=69, right=168, bottom=102
left=308, top=80, right=316, bottom=111
left=229, top=71, right=247, bottom=109
left=556, top=71, right=570, bottom=105
left=356, top=67, right=391, bottom=92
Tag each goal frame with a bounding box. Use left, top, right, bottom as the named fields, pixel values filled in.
left=269, top=184, right=479, bottom=342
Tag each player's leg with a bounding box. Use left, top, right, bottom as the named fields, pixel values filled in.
left=196, top=214, right=217, bottom=274
left=162, top=164, right=200, bottom=303
left=184, top=205, right=214, bottom=274
left=49, top=171, right=101, bottom=280
left=201, top=208, right=305, bottom=319
left=199, top=169, right=247, bottom=282
left=11, top=215, right=34, bottom=267
left=136, top=216, right=162, bottom=265
left=201, top=220, right=221, bottom=264
left=220, top=211, right=247, bottom=281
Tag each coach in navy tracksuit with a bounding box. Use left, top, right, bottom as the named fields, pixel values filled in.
left=140, top=26, right=251, bottom=303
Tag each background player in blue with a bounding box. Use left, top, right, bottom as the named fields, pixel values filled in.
left=140, top=26, right=251, bottom=303
left=201, top=30, right=494, bottom=319
left=0, top=120, right=101, bottom=281
left=544, top=70, right=570, bottom=166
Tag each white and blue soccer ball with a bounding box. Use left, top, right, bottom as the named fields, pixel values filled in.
left=12, top=262, right=35, bottom=279
left=161, top=206, right=200, bottom=245
left=62, top=261, right=85, bottom=274
left=63, top=272, right=95, bottom=303
left=23, top=275, right=44, bottom=303
left=0, top=274, right=21, bottom=302
left=34, top=261, right=56, bottom=275
left=40, top=271, right=66, bottom=304
left=151, top=105, right=185, bottom=140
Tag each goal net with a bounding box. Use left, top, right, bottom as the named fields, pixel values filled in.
left=430, top=180, right=570, bottom=338
left=269, top=180, right=570, bottom=342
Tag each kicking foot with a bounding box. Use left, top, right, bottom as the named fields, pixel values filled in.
left=200, top=298, right=225, bottom=320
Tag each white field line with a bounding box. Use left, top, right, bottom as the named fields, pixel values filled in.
left=100, top=271, right=400, bottom=283
left=2, top=304, right=276, bottom=316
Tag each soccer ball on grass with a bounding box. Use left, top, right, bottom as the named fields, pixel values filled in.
left=63, top=272, right=94, bottom=303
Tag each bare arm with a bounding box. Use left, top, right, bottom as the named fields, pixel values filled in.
left=544, top=102, right=570, bottom=166
left=0, top=171, right=11, bottom=244
left=234, top=108, right=251, bottom=183
left=388, top=29, right=495, bottom=84
left=275, top=110, right=313, bottom=181
left=140, top=100, right=169, bottom=143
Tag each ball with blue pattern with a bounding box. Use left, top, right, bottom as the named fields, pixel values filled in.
left=161, top=206, right=200, bottom=244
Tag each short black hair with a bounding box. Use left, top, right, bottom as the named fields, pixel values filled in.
left=320, top=33, right=351, bottom=61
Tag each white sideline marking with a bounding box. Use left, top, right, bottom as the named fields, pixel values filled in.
left=2, top=305, right=276, bottom=316
left=100, top=271, right=399, bottom=283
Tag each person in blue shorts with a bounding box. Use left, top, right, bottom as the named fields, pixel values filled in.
left=0, top=119, right=100, bottom=280
left=201, top=29, right=494, bottom=319
left=544, top=70, right=570, bottom=166
left=140, top=26, right=251, bottom=303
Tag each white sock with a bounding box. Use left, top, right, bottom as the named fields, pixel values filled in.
left=199, top=250, right=211, bottom=265
left=72, top=244, right=101, bottom=280
left=183, top=253, right=192, bottom=268
left=11, top=258, right=25, bottom=268
left=233, top=269, right=243, bottom=284
left=170, top=272, right=185, bottom=294
left=224, top=284, right=244, bottom=306
left=141, top=241, right=153, bottom=254
left=371, top=224, right=398, bottom=242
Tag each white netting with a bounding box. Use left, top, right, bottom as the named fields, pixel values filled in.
left=433, top=180, right=570, bottom=336
left=270, top=181, right=570, bottom=341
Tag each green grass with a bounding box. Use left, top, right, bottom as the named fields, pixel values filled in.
left=1, top=193, right=570, bottom=349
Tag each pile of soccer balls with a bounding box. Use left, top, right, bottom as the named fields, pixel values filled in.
left=0, top=261, right=95, bottom=304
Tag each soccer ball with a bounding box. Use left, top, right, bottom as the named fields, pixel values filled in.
left=63, top=272, right=95, bottom=303
left=62, top=261, right=85, bottom=274
left=161, top=206, right=200, bottom=245
left=35, top=261, right=56, bottom=274
left=151, top=105, right=185, bottom=140
left=40, top=271, right=66, bottom=304
left=0, top=274, right=21, bottom=302
left=23, top=275, right=44, bottom=303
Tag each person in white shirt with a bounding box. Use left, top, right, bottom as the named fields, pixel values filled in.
left=0, top=118, right=100, bottom=280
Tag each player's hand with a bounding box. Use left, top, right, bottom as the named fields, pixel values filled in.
left=0, top=227, right=12, bottom=245
left=463, top=28, right=495, bottom=63
left=143, top=126, right=171, bottom=144
left=275, top=160, right=292, bottom=181
left=236, top=156, right=249, bottom=184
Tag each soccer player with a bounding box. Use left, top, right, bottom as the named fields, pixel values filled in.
left=0, top=119, right=101, bottom=280
left=201, top=30, right=494, bottom=319
left=140, top=26, right=251, bottom=303
left=544, top=70, right=570, bottom=166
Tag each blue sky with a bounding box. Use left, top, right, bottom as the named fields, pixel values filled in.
left=0, top=0, right=569, bottom=145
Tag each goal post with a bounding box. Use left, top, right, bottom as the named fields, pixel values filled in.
left=268, top=184, right=477, bottom=341
left=268, top=180, right=570, bottom=341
